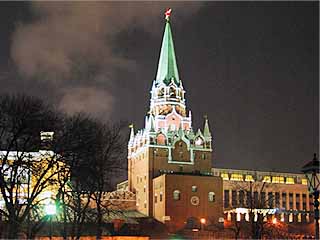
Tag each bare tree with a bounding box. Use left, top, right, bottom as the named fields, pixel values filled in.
left=0, top=94, right=127, bottom=239
left=56, top=114, right=104, bottom=240
left=0, top=94, right=64, bottom=239
left=90, top=121, right=127, bottom=239
left=54, top=115, right=127, bottom=239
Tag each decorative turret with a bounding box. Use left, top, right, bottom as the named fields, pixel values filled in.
left=203, top=115, right=212, bottom=139
left=128, top=124, right=135, bottom=147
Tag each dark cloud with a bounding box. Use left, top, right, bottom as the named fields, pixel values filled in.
left=10, top=2, right=204, bottom=116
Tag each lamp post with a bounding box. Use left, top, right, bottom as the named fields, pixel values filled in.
left=301, top=153, right=319, bottom=239
left=200, top=218, right=206, bottom=231
left=44, top=203, right=57, bottom=240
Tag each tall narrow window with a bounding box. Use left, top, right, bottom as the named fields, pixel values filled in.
left=224, top=190, right=230, bottom=208
left=160, top=192, right=163, bottom=202
left=282, top=193, right=287, bottom=209
left=268, top=192, right=274, bottom=208
left=296, top=193, right=300, bottom=210
left=302, top=194, right=307, bottom=210
left=275, top=192, right=280, bottom=207
left=261, top=192, right=266, bottom=207
left=239, top=190, right=245, bottom=206
left=173, top=190, right=180, bottom=200
left=232, top=190, right=237, bottom=207
left=254, top=191, right=259, bottom=206
left=208, top=192, right=215, bottom=202
left=246, top=191, right=251, bottom=207
left=289, top=193, right=293, bottom=209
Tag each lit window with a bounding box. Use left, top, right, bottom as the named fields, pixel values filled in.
left=230, top=174, right=243, bottom=181
left=208, top=192, right=215, bottom=202
left=144, top=201, right=147, bottom=208
left=195, top=137, right=203, bottom=146
left=286, top=177, right=295, bottom=184
left=245, top=175, right=254, bottom=182
left=302, top=179, right=308, bottom=185
left=173, top=190, right=180, bottom=200
left=221, top=173, right=229, bottom=180
left=263, top=176, right=271, bottom=183
left=192, top=186, right=197, bottom=192
left=272, top=176, right=284, bottom=183
left=156, top=134, right=166, bottom=145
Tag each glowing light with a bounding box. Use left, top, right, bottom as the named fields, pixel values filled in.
left=195, top=138, right=203, bottom=146
left=200, top=218, right=206, bottom=224
left=272, top=218, right=278, bottom=224
left=44, top=203, right=56, bottom=215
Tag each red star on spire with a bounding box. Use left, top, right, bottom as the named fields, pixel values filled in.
left=165, top=8, right=172, bottom=21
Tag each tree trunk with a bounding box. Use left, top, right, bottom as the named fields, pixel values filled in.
left=96, top=202, right=102, bottom=240
left=7, top=218, right=19, bottom=239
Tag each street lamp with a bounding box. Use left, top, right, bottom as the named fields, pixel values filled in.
left=45, top=203, right=57, bottom=240
left=301, top=153, right=319, bottom=239
left=272, top=218, right=278, bottom=225
left=200, top=218, right=206, bottom=231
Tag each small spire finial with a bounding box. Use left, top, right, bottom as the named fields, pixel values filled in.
left=165, top=8, right=172, bottom=21
left=313, top=153, right=317, bottom=160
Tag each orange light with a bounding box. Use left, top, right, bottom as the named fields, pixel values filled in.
left=272, top=218, right=277, bottom=224
left=200, top=218, right=206, bottom=224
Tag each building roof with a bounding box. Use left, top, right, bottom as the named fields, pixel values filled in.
left=0, top=150, right=55, bottom=161
left=102, top=210, right=147, bottom=224
left=212, top=167, right=305, bottom=177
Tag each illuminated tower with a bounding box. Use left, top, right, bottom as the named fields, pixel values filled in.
left=127, top=10, right=221, bottom=228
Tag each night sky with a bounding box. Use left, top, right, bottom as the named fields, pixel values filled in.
left=0, top=2, right=318, bottom=174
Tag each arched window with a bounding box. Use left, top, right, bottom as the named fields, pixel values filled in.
left=195, top=137, right=204, bottom=147
left=156, top=133, right=166, bottom=145
left=172, top=140, right=190, bottom=162
left=208, top=192, right=215, bottom=202
left=173, top=190, right=180, bottom=200
left=169, top=87, right=176, bottom=97
left=158, top=88, right=164, bottom=97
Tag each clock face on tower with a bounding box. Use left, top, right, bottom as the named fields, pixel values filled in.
left=190, top=196, right=200, bottom=206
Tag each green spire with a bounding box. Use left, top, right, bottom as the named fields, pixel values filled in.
left=203, top=115, right=211, bottom=138
left=155, top=18, right=180, bottom=86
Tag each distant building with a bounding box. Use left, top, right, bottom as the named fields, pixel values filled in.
left=213, top=168, right=312, bottom=225
left=0, top=132, right=63, bottom=212
left=117, top=9, right=312, bottom=234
